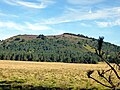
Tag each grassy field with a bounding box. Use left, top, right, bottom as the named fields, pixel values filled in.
left=0, top=60, right=119, bottom=90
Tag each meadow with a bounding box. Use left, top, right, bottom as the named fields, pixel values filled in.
left=0, top=60, right=119, bottom=90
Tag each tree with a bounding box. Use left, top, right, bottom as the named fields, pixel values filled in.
left=87, top=37, right=120, bottom=89
left=37, top=34, right=46, bottom=40
left=14, top=38, right=21, bottom=41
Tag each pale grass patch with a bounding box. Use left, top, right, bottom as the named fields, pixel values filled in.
left=0, top=60, right=119, bottom=89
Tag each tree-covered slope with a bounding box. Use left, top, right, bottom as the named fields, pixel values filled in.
left=0, top=33, right=120, bottom=64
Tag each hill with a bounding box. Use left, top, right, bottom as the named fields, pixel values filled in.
left=0, top=33, right=120, bottom=64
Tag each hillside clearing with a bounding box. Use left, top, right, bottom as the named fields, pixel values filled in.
left=0, top=60, right=119, bottom=89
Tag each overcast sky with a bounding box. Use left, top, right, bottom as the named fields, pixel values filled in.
left=0, top=0, right=120, bottom=46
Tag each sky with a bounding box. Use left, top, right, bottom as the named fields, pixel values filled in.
left=0, top=0, right=120, bottom=46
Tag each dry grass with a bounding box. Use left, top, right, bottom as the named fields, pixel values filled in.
left=0, top=60, right=119, bottom=89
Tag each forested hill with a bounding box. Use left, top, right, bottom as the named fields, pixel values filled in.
left=0, top=33, right=120, bottom=64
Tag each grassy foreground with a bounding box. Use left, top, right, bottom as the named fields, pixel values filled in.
left=0, top=60, right=119, bottom=90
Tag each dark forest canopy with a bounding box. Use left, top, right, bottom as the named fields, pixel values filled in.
left=0, top=33, right=120, bottom=64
